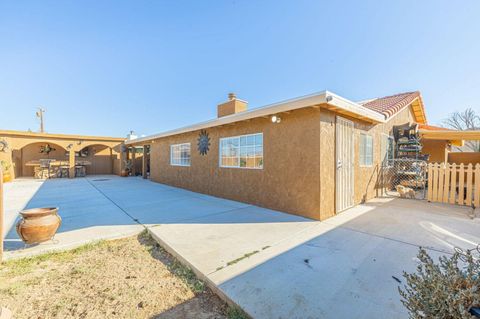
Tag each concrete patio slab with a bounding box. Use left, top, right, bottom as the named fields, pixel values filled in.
left=149, top=205, right=317, bottom=274
left=2, top=175, right=479, bottom=318
left=3, top=177, right=144, bottom=258
left=1, top=175, right=261, bottom=259
left=148, top=197, right=480, bottom=319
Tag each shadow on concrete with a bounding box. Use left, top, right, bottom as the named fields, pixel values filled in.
left=204, top=199, right=479, bottom=319
left=3, top=175, right=312, bottom=252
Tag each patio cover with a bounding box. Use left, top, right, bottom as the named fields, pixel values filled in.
left=419, top=124, right=480, bottom=147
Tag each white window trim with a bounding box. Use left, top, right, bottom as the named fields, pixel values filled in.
left=219, top=133, right=263, bottom=170
left=359, top=133, right=374, bottom=167
left=170, top=143, right=191, bottom=167
left=381, top=133, right=395, bottom=167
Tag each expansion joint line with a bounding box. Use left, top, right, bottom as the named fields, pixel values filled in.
left=84, top=178, right=145, bottom=228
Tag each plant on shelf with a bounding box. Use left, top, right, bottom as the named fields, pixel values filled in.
left=1, top=160, right=12, bottom=183
left=399, top=247, right=480, bottom=319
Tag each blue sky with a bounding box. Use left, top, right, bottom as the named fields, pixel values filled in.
left=0, top=1, right=479, bottom=137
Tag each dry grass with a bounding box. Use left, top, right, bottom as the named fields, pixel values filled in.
left=0, top=231, right=230, bottom=319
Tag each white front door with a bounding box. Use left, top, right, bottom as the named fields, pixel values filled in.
left=336, top=116, right=355, bottom=213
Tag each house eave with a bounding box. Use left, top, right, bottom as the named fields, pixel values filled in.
left=126, top=91, right=385, bottom=145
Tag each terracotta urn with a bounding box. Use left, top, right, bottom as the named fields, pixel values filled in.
left=16, top=207, right=61, bottom=245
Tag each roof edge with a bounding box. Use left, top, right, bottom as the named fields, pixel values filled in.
left=126, top=91, right=386, bottom=145
left=0, top=130, right=125, bottom=142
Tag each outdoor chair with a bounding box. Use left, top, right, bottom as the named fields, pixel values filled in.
left=38, top=159, right=51, bottom=179
left=58, top=164, right=69, bottom=178
left=75, top=165, right=86, bottom=177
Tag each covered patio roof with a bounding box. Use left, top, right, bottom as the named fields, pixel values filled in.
left=419, top=125, right=480, bottom=147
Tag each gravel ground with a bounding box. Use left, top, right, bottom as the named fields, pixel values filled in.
left=0, top=232, right=232, bottom=319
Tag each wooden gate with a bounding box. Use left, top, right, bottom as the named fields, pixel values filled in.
left=336, top=116, right=355, bottom=213
left=427, top=163, right=480, bottom=207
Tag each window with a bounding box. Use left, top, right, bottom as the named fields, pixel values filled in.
left=219, top=133, right=263, bottom=169
left=381, top=134, right=395, bottom=166
left=359, top=133, right=373, bottom=166
left=170, top=143, right=191, bottom=166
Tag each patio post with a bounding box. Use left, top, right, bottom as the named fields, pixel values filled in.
left=142, top=145, right=148, bottom=179
left=131, top=147, right=136, bottom=176
left=68, top=149, right=75, bottom=178
left=0, top=169, right=3, bottom=262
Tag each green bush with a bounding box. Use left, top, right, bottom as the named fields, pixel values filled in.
left=399, top=247, right=480, bottom=319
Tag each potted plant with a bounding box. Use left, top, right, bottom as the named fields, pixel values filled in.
left=121, top=159, right=132, bottom=177
left=0, top=160, right=12, bottom=183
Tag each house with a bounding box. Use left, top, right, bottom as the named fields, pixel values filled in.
left=125, top=90, right=474, bottom=220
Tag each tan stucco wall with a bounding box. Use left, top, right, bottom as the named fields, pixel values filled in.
left=448, top=152, right=480, bottom=166
left=149, top=107, right=322, bottom=220
left=422, top=139, right=450, bottom=163
left=80, top=145, right=116, bottom=175
left=0, top=132, right=123, bottom=179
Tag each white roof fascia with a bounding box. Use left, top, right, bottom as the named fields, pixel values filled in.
left=325, top=91, right=386, bottom=122
left=126, top=90, right=385, bottom=145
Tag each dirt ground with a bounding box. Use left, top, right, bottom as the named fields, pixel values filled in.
left=0, top=232, right=234, bottom=319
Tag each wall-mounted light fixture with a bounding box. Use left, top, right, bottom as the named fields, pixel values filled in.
left=66, top=144, right=73, bottom=150
left=271, top=115, right=281, bottom=124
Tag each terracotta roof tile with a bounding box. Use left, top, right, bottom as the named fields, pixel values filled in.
left=361, top=91, right=420, bottom=119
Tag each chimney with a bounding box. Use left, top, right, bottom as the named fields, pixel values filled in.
left=217, top=93, right=248, bottom=118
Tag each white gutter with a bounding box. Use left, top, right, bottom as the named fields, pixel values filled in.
left=126, top=90, right=386, bottom=145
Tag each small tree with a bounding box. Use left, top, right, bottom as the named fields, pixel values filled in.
left=442, top=108, right=480, bottom=152
left=399, top=247, right=480, bottom=319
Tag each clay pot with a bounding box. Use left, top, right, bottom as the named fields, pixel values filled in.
left=16, top=207, right=61, bottom=245
left=120, top=170, right=129, bottom=177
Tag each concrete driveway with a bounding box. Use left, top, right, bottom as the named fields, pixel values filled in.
left=3, top=176, right=479, bottom=318
left=149, top=198, right=479, bottom=319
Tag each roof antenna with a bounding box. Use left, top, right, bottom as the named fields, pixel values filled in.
left=36, top=107, right=45, bottom=133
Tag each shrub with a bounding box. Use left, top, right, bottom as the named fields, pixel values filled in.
left=399, top=247, right=480, bottom=319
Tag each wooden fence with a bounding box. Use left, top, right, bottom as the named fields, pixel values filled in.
left=427, top=163, right=480, bottom=207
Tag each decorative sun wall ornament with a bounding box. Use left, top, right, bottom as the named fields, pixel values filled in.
left=40, top=144, right=56, bottom=155
left=0, top=139, right=8, bottom=152
left=197, top=130, right=210, bottom=155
